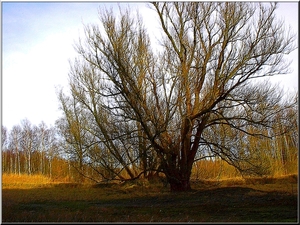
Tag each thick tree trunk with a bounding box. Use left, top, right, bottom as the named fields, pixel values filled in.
left=163, top=162, right=193, bottom=192
left=169, top=179, right=191, bottom=192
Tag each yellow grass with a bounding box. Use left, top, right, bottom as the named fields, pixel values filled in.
left=2, top=173, right=297, bottom=222
left=2, top=172, right=297, bottom=191
left=2, top=174, right=53, bottom=189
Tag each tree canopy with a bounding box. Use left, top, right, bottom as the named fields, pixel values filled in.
left=57, top=2, right=297, bottom=191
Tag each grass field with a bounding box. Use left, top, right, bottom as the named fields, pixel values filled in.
left=1, top=174, right=298, bottom=222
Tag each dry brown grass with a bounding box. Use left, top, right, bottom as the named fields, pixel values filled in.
left=2, top=173, right=298, bottom=222
left=2, top=174, right=53, bottom=189
left=2, top=172, right=297, bottom=189
left=192, top=173, right=298, bottom=196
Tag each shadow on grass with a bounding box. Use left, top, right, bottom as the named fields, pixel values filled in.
left=2, top=183, right=298, bottom=222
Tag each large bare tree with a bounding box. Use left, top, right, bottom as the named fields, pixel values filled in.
left=59, top=2, right=297, bottom=191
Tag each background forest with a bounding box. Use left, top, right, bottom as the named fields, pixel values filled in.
left=1, top=103, right=298, bottom=183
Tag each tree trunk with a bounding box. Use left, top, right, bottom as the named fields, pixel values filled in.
left=169, top=178, right=191, bottom=192
left=28, top=150, right=31, bottom=175
left=162, top=144, right=198, bottom=192
left=17, top=151, right=21, bottom=175
left=163, top=161, right=193, bottom=192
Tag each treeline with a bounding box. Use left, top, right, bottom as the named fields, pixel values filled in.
left=1, top=119, right=72, bottom=181
left=2, top=102, right=298, bottom=182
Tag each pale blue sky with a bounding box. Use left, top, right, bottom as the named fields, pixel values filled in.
left=1, top=1, right=299, bottom=131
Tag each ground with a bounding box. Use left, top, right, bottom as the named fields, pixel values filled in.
left=2, top=175, right=298, bottom=222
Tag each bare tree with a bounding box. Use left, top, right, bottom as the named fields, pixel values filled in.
left=36, top=121, right=48, bottom=175
left=1, top=126, right=7, bottom=150
left=8, top=125, right=22, bottom=174
left=19, top=118, right=38, bottom=175
left=61, top=2, right=296, bottom=191
left=56, top=80, right=157, bottom=182
left=2, top=125, right=8, bottom=173
left=44, top=126, right=61, bottom=179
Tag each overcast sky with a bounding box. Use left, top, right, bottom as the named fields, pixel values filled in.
left=1, top=1, right=299, bottom=131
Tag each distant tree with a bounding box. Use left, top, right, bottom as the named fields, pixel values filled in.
left=19, top=118, right=38, bottom=175
left=8, top=125, right=22, bottom=174
left=60, top=2, right=296, bottom=191
left=36, top=121, right=48, bottom=175
left=56, top=92, right=91, bottom=182
left=271, top=94, right=298, bottom=175
left=43, top=125, right=61, bottom=179
left=1, top=125, right=7, bottom=150
left=2, top=125, right=8, bottom=172
left=2, top=120, right=71, bottom=178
